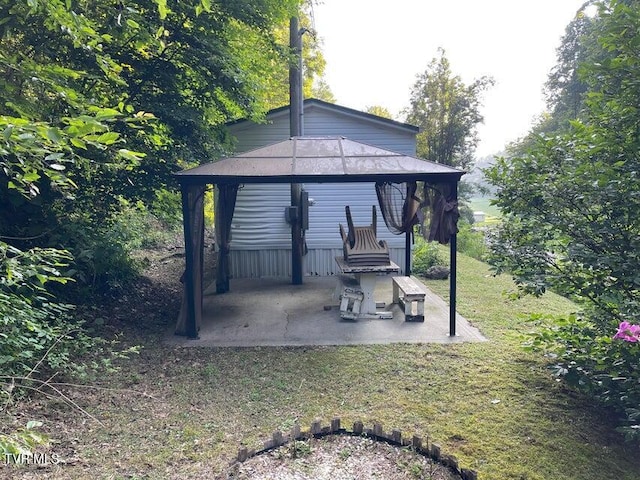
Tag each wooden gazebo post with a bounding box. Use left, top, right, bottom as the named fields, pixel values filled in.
left=180, top=182, right=205, bottom=339
left=180, top=183, right=197, bottom=339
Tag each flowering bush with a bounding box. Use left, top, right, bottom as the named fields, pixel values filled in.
left=613, top=322, right=640, bottom=343
left=525, top=315, right=640, bottom=442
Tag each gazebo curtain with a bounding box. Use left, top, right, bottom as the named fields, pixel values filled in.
left=215, top=183, right=239, bottom=293
left=375, top=181, right=421, bottom=235
left=375, top=180, right=460, bottom=245
left=423, top=182, right=460, bottom=245
left=175, top=184, right=205, bottom=337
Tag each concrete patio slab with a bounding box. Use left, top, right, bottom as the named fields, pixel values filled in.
left=167, top=276, right=486, bottom=347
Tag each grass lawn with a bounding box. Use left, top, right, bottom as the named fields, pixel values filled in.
left=4, top=249, right=640, bottom=479
left=469, top=196, right=501, bottom=219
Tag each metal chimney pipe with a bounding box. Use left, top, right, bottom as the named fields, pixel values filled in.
left=289, top=17, right=302, bottom=138
left=289, top=17, right=303, bottom=284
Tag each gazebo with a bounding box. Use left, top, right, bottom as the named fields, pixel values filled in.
left=175, top=136, right=464, bottom=339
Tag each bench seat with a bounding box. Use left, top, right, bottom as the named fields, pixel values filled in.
left=392, top=276, right=426, bottom=322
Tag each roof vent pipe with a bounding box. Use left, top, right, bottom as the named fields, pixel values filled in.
left=289, top=16, right=304, bottom=284
left=289, top=17, right=303, bottom=137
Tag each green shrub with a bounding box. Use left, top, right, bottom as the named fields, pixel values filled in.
left=1, top=241, right=139, bottom=401
left=0, top=421, right=48, bottom=458
left=1, top=244, right=103, bottom=380
left=412, top=239, right=446, bottom=276
left=456, top=222, right=488, bottom=261
left=115, top=200, right=175, bottom=250
left=150, top=188, right=183, bottom=229
left=54, top=199, right=173, bottom=295
left=57, top=214, right=141, bottom=295
left=0, top=244, right=75, bottom=377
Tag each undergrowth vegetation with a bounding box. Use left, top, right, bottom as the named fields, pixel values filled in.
left=0, top=241, right=140, bottom=393
left=412, top=219, right=489, bottom=276
left=0, top=421, right=48, bottom=461
left=56, top=200, right=181, bottom=296
left=455, top=222, right=487, bottom=261
left=412, top=238, right=445, bottom=276
left=524, top=313, right=640, bottom=441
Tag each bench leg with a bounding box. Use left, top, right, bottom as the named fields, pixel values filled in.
left=404, top=298, right=412, bottom=317
left=352, top=297, right=362, bottom=314
left=392, top=280, right=400, bottom=304
left=357, top=273, right=377, bottom=315
left=405, top=297, right=425, bottom=322
left=340, top=294, right=350, bottom=312
left=412, top=298, right=425, bottom=322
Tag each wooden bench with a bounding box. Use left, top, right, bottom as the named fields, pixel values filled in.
left=392, top=276, right=426, bottom=322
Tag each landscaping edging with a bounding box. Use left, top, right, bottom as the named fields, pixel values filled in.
left=234, top=418, right=478, bottom=480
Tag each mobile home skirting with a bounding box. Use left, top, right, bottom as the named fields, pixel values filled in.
left=228, top=248, right=406, bottom=278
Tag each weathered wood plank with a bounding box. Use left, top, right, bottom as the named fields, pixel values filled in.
left=330, top=418, right=341, bottom=432
left=311, top=419, right=322, bottom=435
left=237, top=447, right=248, bottom=462
left=353, top=421, right=363, bottom=434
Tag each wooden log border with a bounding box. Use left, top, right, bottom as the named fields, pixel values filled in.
left=234, top=417, right=478, bottom=480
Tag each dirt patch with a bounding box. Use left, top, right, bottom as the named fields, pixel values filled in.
left=227, top=434, right=462, bottom=480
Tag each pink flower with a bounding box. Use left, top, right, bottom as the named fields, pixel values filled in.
left=613, top=322, right=640, bottom=343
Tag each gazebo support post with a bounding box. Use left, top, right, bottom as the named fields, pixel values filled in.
left=449, top=181, right=458, bottom=337
left=405, top=229, right=411, bottom=276
left=449, top=233, right=457, bottom=336
left=181, top=183, right=199, bottom=339
left=290, top=184, right=303, bottom=285
left=404, top=182, right=412, bottom=276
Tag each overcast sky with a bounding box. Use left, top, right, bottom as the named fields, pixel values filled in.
left=311, top=0, right=586, bottom=156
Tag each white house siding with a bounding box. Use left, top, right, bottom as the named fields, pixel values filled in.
left=225, top=101, right=417, bottom=278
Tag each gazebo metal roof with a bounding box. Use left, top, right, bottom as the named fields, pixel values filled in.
left=175, top=136, right=464, bottom=184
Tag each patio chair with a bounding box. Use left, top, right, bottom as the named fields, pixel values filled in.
left=339, top=206, right=390, bottom=266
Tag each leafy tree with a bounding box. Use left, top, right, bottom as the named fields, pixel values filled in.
left=488, top=0, right=640, bottom=323
left=1, top=0, right=305, bottom=292
left=405, top=48, right=493, bottom=170
left=0, top=0, right=307, bottom=390
left=311, top=77, right=336, bottom=103
left=366, top=105, right=393, bottom=119
left=508, top=3, right=596, bottom=157
left=258, top=7, right=333, bottom=109
left=486, top=0, right=640, bottom=439
left=543, top=5, right=596, bottom=129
